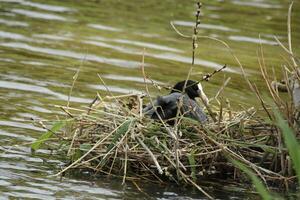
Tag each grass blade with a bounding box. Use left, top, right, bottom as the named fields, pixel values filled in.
left=231, top=159, right=273, bottom=200
left=31, top=121, right=65, bottom=151
left=106, top=119, right=133, bottom=153
left=188, top=151, right=196, bottom=182
left=274, top=110, right=300, bottom=185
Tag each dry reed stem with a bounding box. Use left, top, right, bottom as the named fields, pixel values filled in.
left=137, top=137, right=163, bottom=174
left=140, top=48, right=177, bottom=140
left=287, top=1, right=297, bottom=68
left=67, top=57, right=84, bottom=110
left=214, top=77, right=231, bottom=103
left=67, top=128, right=79, bottom=156
left=122, top=137, right=128, bottom=184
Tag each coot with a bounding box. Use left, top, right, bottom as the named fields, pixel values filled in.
left=143, top=80, right=208, bottom=124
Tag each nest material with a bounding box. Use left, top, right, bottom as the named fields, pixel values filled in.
left=56, top=94, right=296, bottom=193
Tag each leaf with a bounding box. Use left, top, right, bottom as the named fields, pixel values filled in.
left=80, top=143, right=92, bottom=152
left=31, top=121, right=65, bottom=151
left=231, top=159, right=273, bottom=200
left=273, top=110, right=300, bottom=185
left=106, top=119, right=133, bottom=153
left=188, top=150, right=196, bottom=182
left=72, top=149, right=82, bottom=161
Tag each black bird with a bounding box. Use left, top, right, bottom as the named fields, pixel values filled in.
left=143, top=80, right=208, bottom=124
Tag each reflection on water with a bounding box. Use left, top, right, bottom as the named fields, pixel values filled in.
left=0, top=74, right=69, bottom=88
left=172, top=20, right=239, bottom=32
left=33, top=34, right=72, bottom=41
left=103, top=74, right=163, bottom=84
left=88, top=23, right=122, bottom=32
left=2, top=0, right=75, bottom=12
left=0, top=42, right=145, bottom=68
left=0, top=80, right=91, bottom=103
left=231, top=0, right=282, bottom=9
left=0, top=18, right=28, bottom=27
left=0, top=58, right=15, bottom=62
left=84, top=40, right=140, bottom=55
left=150, top=52, right=238, bottom=73
left=0, top=120, right=45, bottom=132
left=228, top=35, right=278, bottom=45
left=90, top=36, right=183, bottom=52
left=86, top=38, right=233, bottom=72
left=0, top=129, right=34, bottom=141
left=0, top=31, right=35, bottom=42
left=88, top=84, right=143, bottom=94
left=11, top=9, right=70, bottom=21
left=20, top=60, right=50, bottom=66
left=0, top=0, right=299, bottom=199
left=28, top=106, right=52, bottom=114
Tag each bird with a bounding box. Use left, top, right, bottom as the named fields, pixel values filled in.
left=143, top=80, right=208, bottom=124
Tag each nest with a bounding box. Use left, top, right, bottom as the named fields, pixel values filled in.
left=53, top=93, right=297, bottom=197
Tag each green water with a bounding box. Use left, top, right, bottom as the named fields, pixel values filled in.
left=0, top=0, right=299, bottom=199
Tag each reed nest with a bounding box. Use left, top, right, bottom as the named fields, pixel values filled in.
left=54, top=92, right=296, bottom=195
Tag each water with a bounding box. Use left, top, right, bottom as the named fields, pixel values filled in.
left=0, top=0, right=299, bottom=199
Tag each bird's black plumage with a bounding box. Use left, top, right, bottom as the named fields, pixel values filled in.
left=171, top=80, right=200, bottom=99
left=143, top=80, right=208, bottom=124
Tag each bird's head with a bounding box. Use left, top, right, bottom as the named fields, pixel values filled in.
left=171, top=80, right=209, bottom=105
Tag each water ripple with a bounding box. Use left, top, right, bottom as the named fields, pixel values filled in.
left=90, top=36, right=183, bottom=53
left=0, top=120, right=45, bottom=132
left=0, top=31, right=34, bottom=42
left=85, top=39, right=235, bottom=72
left=0, top=74, right=69, bottom=88
left=0, top=129, right=35, bottom=142
left=3, top=191, right=55, bottom=200
left=0, top=42, right=145, bottom=68
left=88, top=23, right=122, bottom=32
left=0, top=58, right=15, bottom=63
left=84, top=40, right=139, bottom=54
left=0, top=19, right=28, bottom=27
left=228, top=35, right=277, bottom=45
left=1, top=0, right=74, bottom=12
left=0, top=162, right=43, bottom=172
left=28, top=106, right=52, bottom=114
left=8, top=185, right=54, bottom=195
left=11, top=9, right=70, bottom=21
left=0, top=179, right=11, bottom=187
left=150, top=53, right=238, bottom=73
left=172, top=20, right=239, bottom=32
left=0, top=80, right=92, bottom=103
left=231, top=0, right=282, bottom=9
left=103, top=74, right=163, bottom=84
left=34, top=34, right=72, bottom=41
left=88, top=84, right=143, bottom=94
left=19, top=61, right=49, bottom=66
left=1, top=153, right=43, bottom=163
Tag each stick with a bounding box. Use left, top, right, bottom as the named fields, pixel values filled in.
left=137, top=137, right=163, bottom=174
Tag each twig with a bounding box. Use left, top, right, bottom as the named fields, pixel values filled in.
left=137, top=137, right=163, bottom=174
left=214, top=77, right=231, bottom=101
left=202, top=65, right=227, bottom=81
left=122, top=137, right=128, bottom=184
left=141, top=48, right=177, bottom=140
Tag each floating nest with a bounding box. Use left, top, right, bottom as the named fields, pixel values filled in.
left=53, top=92, right=297, bottom=197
